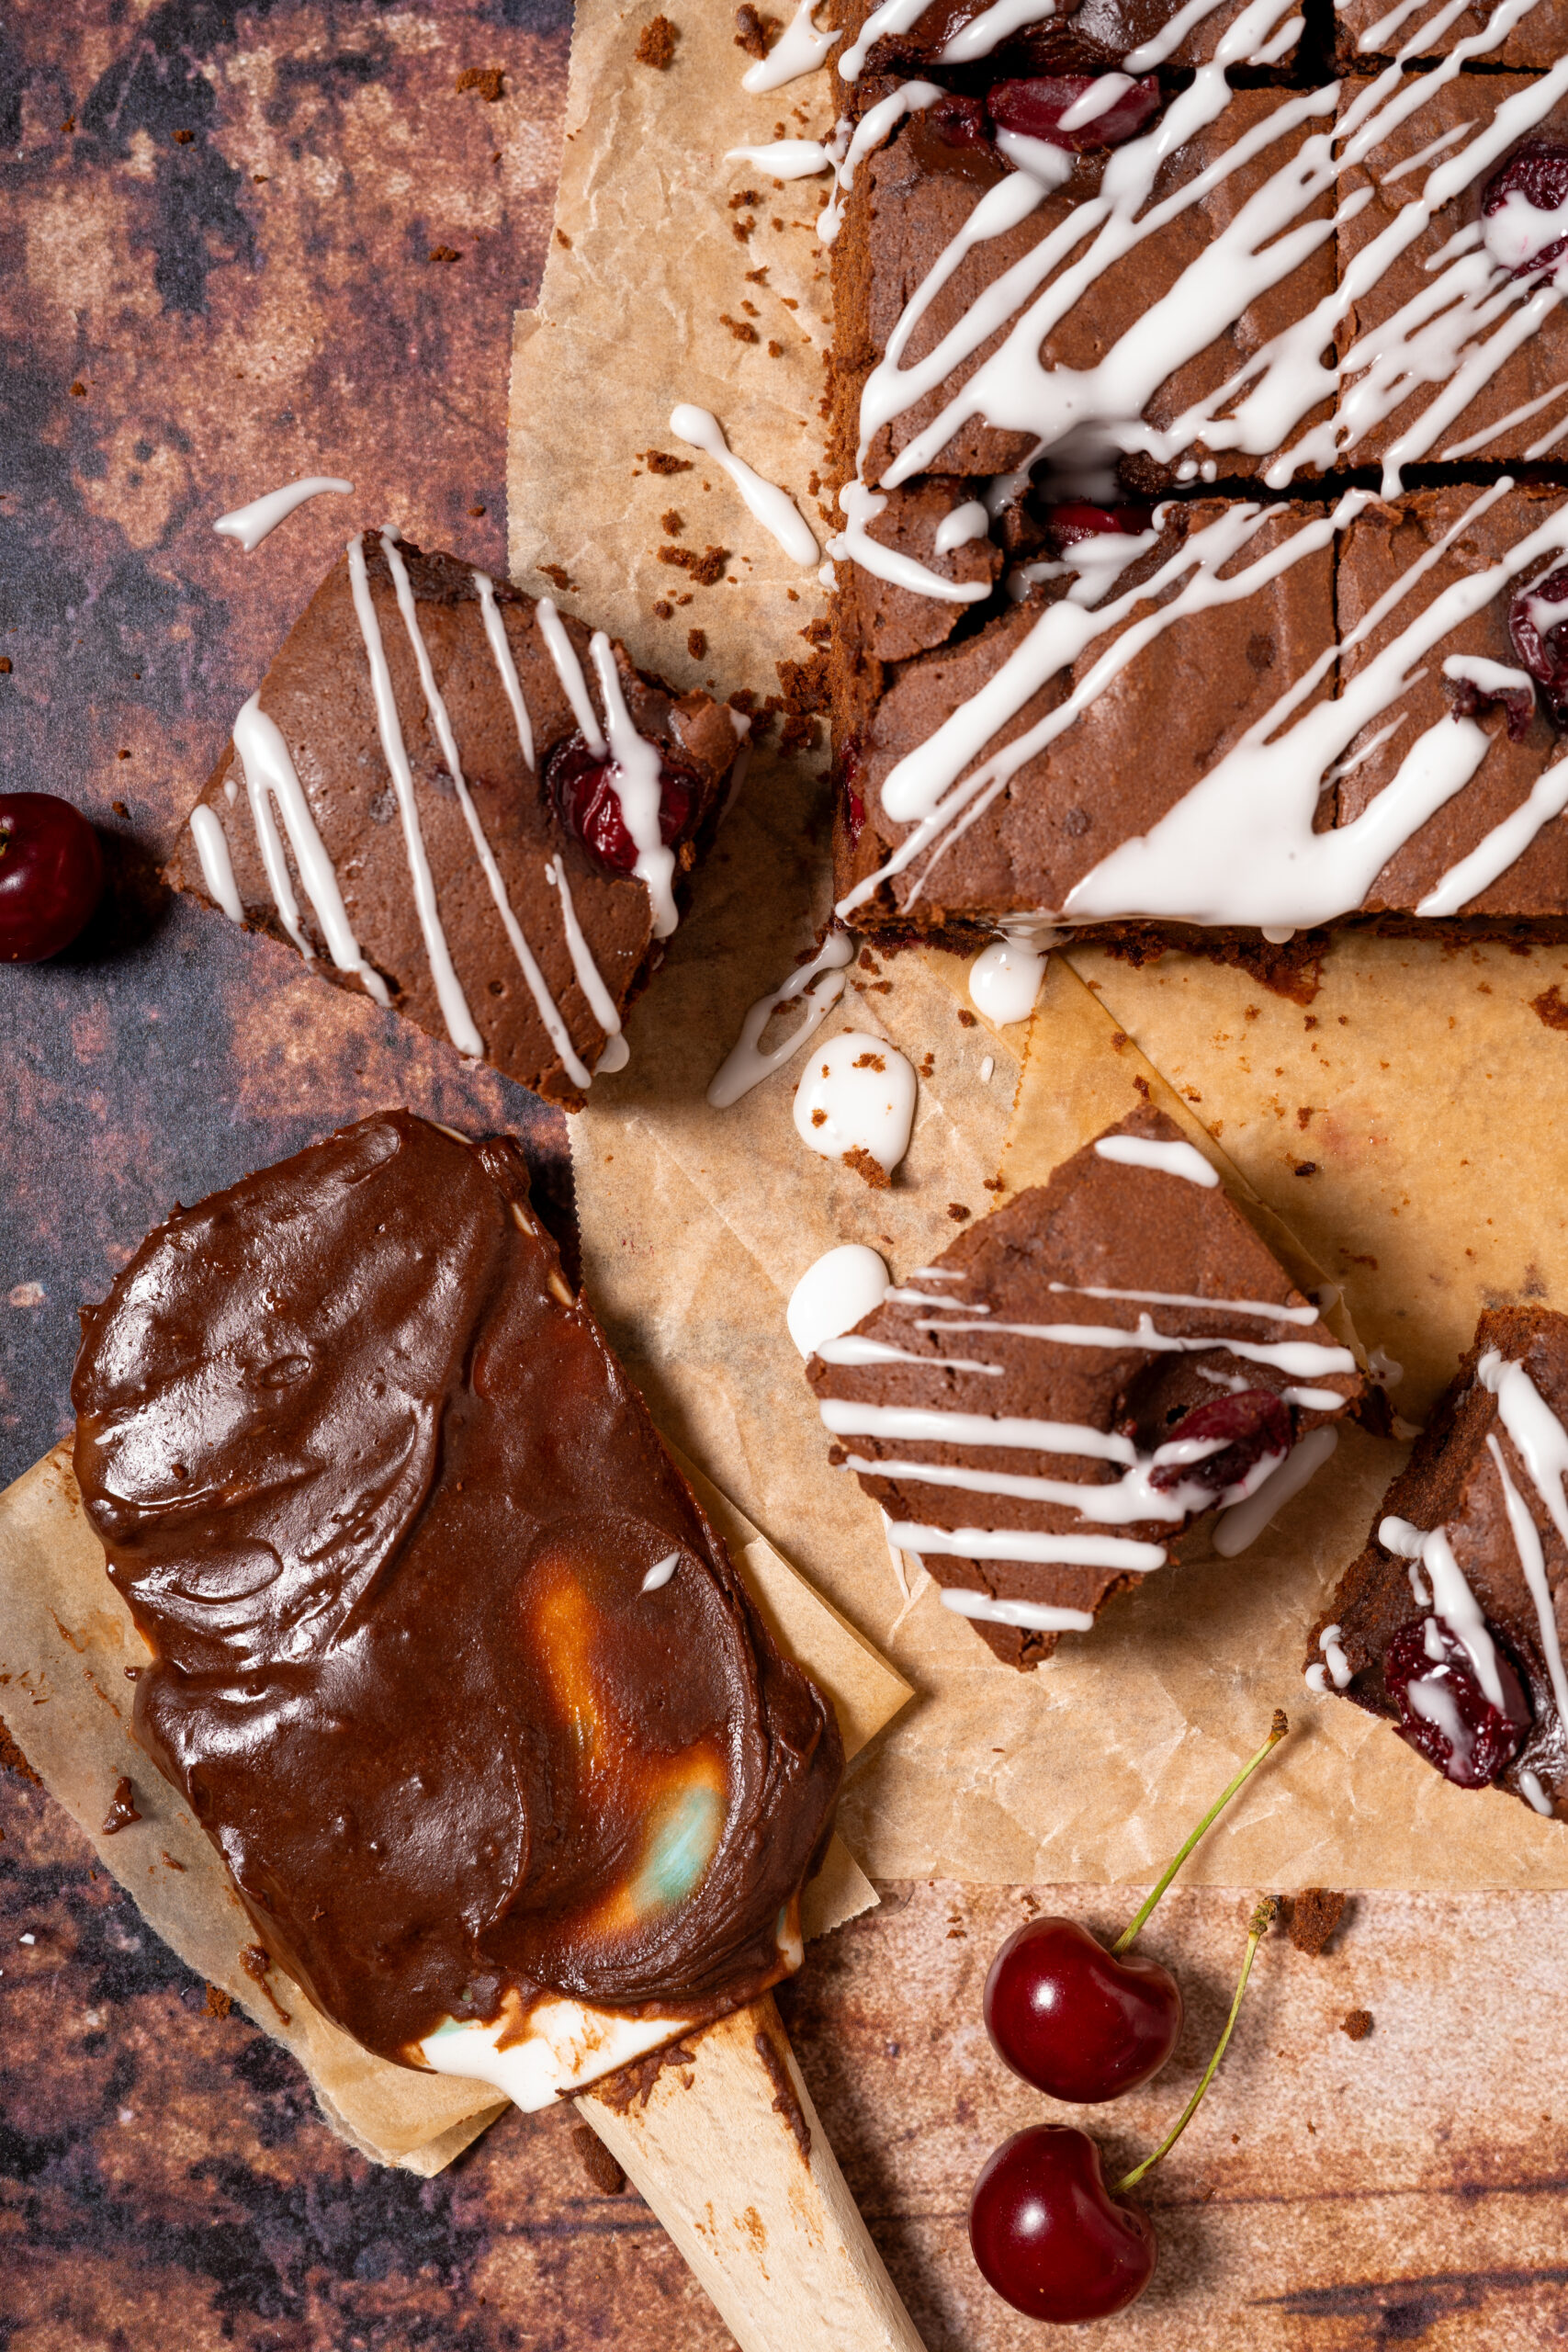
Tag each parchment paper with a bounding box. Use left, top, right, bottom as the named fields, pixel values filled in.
left=0, top=1442, right=909, bottom=2172
left=502, top=0, right=1568, bottom=1901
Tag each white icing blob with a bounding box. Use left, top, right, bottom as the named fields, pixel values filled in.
left=640, top=1551, right=680, bottom=1592
left=726, top=138, right=832, bottom=177
left=934, top=498, right=990, bottom=555
left=969, top=937, right=1048, bottom=1023
left=940, top=1587, right=1097, bottom=1634
left=1213, top=1424, right=1338, bottom=1555
left=741, top=0, right=839, bottom=89
left=793, top=1031, right=918, bottom=1175
left=1094, top=1133, right=1219, bottom=1187
left=188, top=806, right=243, bottom=924
left=596, top=1030, right=631, bottom=1074
left=213, top=475, right=353, bottom=551
left=669, top=405, right=819, bottom=566
left=786, top=1244, right=891, bottom=1358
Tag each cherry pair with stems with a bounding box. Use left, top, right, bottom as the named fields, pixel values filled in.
left=970, top=1712, right=1291, bottom=2324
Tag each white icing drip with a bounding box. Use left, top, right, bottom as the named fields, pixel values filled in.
left=1059, top=74, right=1138, bottom=131
left=980, top=1054, right=996, bottom=1081
left=188, top=806, right=243, bottom=924
left=921, top=1310, right=1356, bottom=1377
left=1285, top=1385, right=1351, bottom=1408
left=474, top=572, right=535, bottom=770
left=1408, top=1555, right=1433, bottom=1606
left=1095, top=1134, right=1219, bottom=1186
left=828, top=480, right=991, bottom=603
left=589, top=635, right=679, bottom=939
left=708, top=931, right=856, bottom=1106
left=818, top=1398, right=1137, bottom=1459
left=1520, top=1768, right=1553, bottom=1815
left=1378, top=1513, right=1506, bottom=1708
left=1416, top=755, right=1568, bottom=917
left=1049, top=1281, right=1322, bottom=1326
left=742, top=0, right=840, bottom=90
left=596, top=1031, right=631, bottom=1074
left=726, top=138, right=833, bottom=177
left=1124, top=0, right=1293, bottom=67
left=231, top=690, right=391, bottom=1007
left=1213, top=1425, right=1339, bottom=1555
left=819, top=82, right=944, bottom=244
left=641, top=1552, right=680, bottom=1592
left=838, top=0, right=931, bottom=78
left=885, top=1286, right=987, bottom=1308
left=1478, top=1351, right=1568, bottom=1728
left=840, top=1437, right=1255, bottom=1523
left=934, top=499, right=990, bottom=555
left=886, top=1520, right=1167, bottom=1569
left=1484, top=186, right=1568, bottom=277
left=816, top=1333, right=1004, bottom=1373
left=535, top=598, right=606, bottom=755
left=345, top=536, right=479, bottom=1053
left=787, top=1244, right=890, bottom=1358
left=382, top=537, right=590, bottom=1088
left=1304, top=1661, right=1330, bottom=1693
left=212, top=475, right=353, bottom=551
left=940, top=0, right=1056, bottom=63
left=969, top=936, right=1047, bottom=1023
left=1314, top=1618, right=1353, bottom=1688
left=940, top=1587, right=1097, bottom=1634
left=670, top=406, right=818, bottom=567
left=545, top=858, right=624, bottom=1038
left=794, top=1029, right=918, bottom=1174
left=1442, top=652, right=1535, bottom=701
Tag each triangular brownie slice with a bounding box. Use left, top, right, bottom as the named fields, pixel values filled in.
left=164, top=533, right=746, bottom=1108
left=806, top=1105, right=1362, bottom=1668
left=1306, top=1305, right=1568, bottom=1823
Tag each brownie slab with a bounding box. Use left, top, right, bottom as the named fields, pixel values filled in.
left=1336, top=0, right=1568, bottom=68
left=166, top=534, right=745, bottom=1108
left=1305, top=1306, right=1568, bottom=1823
left=806, top=1105, right=1361, bottom=1668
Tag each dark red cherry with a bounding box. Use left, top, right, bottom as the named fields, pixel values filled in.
left=544, top=732, right=695, bottom=876
left=1509, top=569, right=1568, bottom=729
left=1482, top=141, right=1568, bottom=279
left=970, top=2125, right=1156, bottom=2324
left=987, top=74, right=1161, bottom=155
left=1447, top=670, right=1536, bottom=743
left=1043, top=500, right=1152, bottom=552
left=985, top=1917, right=1182, bottom=2103
left=1384, top=1614, right=1530, bottom=1790
left=1150, top=1388, right=1292, bottom=1501
left=0, top=792, right=105, bottom=963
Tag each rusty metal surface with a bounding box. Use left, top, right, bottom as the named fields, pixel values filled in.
left=3, top=6, right=1568, bottom=2349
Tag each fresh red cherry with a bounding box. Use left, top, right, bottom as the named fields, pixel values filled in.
left=1150, top=1387, right=1291, bottom=1502
left=1043, top=499, right=1152, bottom=552
left=1482, top=141, right=1568, bottom=278
left=970, top=2126, right=1156, bottom=2324
left=1509, top=569, right=1568, bottom=729
left=987, top=74, right=1161, bottom=155
left=0, top=792, right=105, bottom=963
left=544, top=732, right=696, bottom=876
left=1384, top=1614, right=1530, bottom=1789
left=985, top=1917, right=1181, bottom=2103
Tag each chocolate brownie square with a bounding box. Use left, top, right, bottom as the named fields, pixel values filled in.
left=1305, top=1305, right=1568, bottom=1823
left=806, top=1104, right=1362, bottom=1668
left=165, top=533, right=745, bottom=1108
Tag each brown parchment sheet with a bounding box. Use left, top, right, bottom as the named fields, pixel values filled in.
left=502, top=0, right=1568, bottom=1904
left=0, top=1442, right=908, bottom=2173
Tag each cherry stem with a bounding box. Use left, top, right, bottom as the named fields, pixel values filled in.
left=1111, top=1710, right=1288, bottom=1958
left=1115, top=1895, right=1278, bottom=2194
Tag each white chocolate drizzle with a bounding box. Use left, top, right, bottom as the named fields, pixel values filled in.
left=1213, top=1425, right=1339, bottom=1555
left=934, top=499, right=990, bottom=555
left=793, top=1029, right=919, bottom=1175
left=827, top=480, right=991, bottom=603
left=474, top=571, right=536, bottom=769
left=708, top=930, right=856, bottom=1106
left=535, top=598, right=607, bottom=754
left=545, top=858, right=625, bottom=1039
left=742, top=0, right=840, bottom=90
left=1050, top=1280, right=1322, bottom=1325
left=230, top=690, right=390, bottom=1007
left=819, top=82, right=944, bottom=243
left=940, top=1586, right=1097, bottom=1634
left=188, top=805, right=243, bottom=925
left=669, top=405, right=819, bottom=567
left=346, top=534, right=481, bottom=1056
left=1379, top=1511, right=1507, bottom=1708
left=1478, top=1351, right=1568, bottom=1733
left=212, top=475, right=354, bottom=551
left=589, top=634, right=679, bottom=938
left=1095, top=1133, right=1220, bottom=1187
left=727, top=138, right=833, bottom=176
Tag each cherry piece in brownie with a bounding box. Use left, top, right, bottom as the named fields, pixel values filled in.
left=806, top=1106, right=1361, bottom=1668
left=1306, top=1306, right=1568, bottom=1822
left=165, top=533, right=745, bottom=1109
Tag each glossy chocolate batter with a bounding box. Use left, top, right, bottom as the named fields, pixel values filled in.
left=73, top=1112, right=842, bottom=2064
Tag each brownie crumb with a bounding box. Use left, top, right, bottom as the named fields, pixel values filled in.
left=161, top=1849, right=186, bottom=1871
left=241, top=1943, right=273, bottom=1981
left=468, top=503, right=486, bottom=516
left=957, top=1009, right=977, bottom=1028
left=843, top=1145, right=889, bottom=1189
left=827, top=1442, right=847, bottom=1465
left=719, top=312, right=760, bottom=344
left=0, top=1718, right=41, bottom=1785
left=852, top=1050, right=886, bottom=1071
left=728, top=687, right=759, bottom=714
left=661, top=508, right=685, bottom=536
left=643, top=449, right=692, bottom=475
left=1340, top=2007, right=1373, bottom=2041
left=767, top=339, right=784, bottom=357
left=948, top=1203, right=972, bottom=1221
left=734, top=3, right=778, bottom=55
left=659, top=544, right=729, bottom=586
left=101, top=1776, right=141, bottom=1835
left=537, top=561, right=578, bottom=593
left=919, top=1052, right=935, bottom=1078
left=728, top=190, right=760, bottom=209
left=203, top=1984, right=232, bottom=2019
left=173, top=128, right=194, bottom=143
left=1532, top=983, right=1568, bottom=1031
left=811, top=1107, right=827, bottom=1127
left=571, top=2120, right=627, bottom=2194
left=687, top=628, right=707, bottom=659
left=555, top=229, right=572, bottom=249
left=455, top=65, right=506, bottom=100
left=426, top=245, right=462, bottom=264
left=70, top=379, right=87, bottom=397
left=1293, top=1160, right=1318, bottom=1177
left=1281, top=1887, right=1347, bottom=1955
left=653, top=599, right=674, bottom=619
left=635, top=15, right=677, bottom=66
left=0, top=658, right=11, bottom=674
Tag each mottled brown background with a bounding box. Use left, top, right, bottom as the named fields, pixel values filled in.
left=3, top=5, right=1567, bottom=2347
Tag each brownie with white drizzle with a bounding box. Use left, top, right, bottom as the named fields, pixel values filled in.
left=164, top=533, right=745, bottom=1109
left=839, top=0, right=1295, bottom=84
left=1305, top=1305, right=1568, bottom=1820
left=1336, top=0, right=1568, bottom=69
left=805, top=1104, right=1363, bottom=1669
